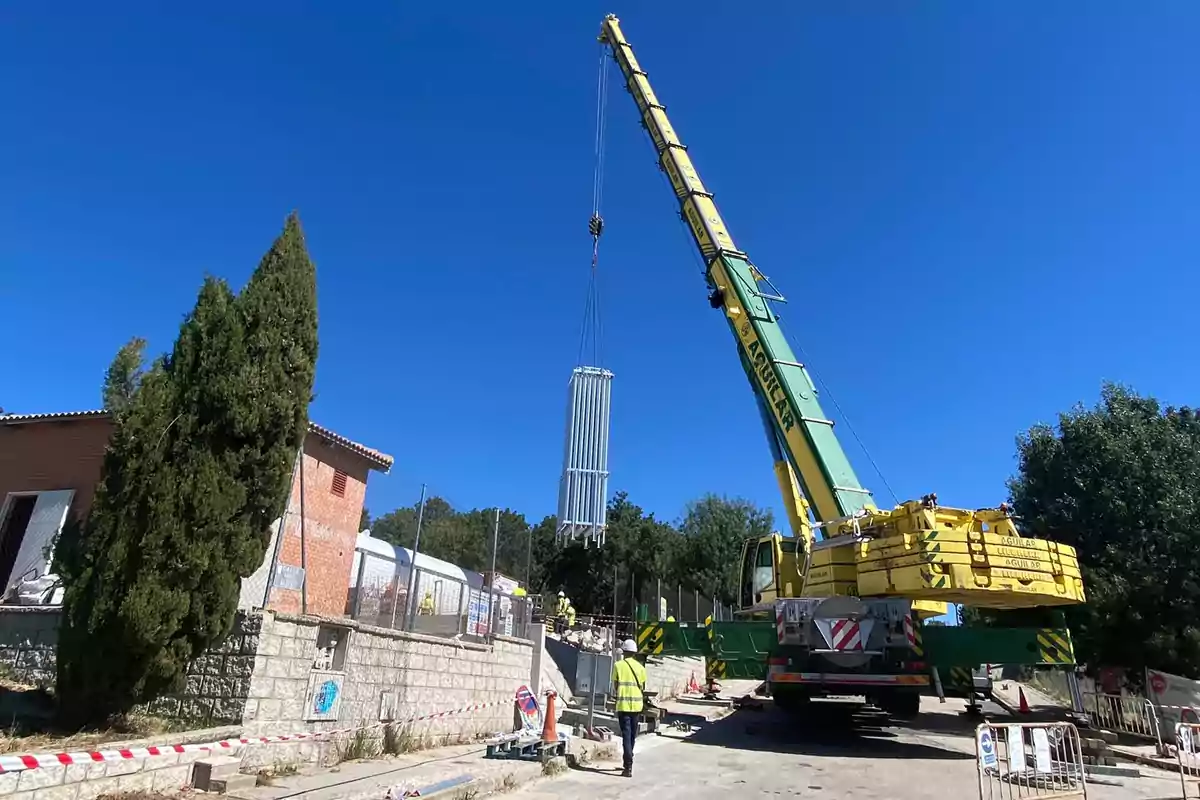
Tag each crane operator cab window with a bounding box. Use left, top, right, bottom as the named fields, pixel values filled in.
left=739, top=538, right=777, bottom=608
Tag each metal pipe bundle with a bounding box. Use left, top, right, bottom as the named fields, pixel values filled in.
left=556, top=366, right=613, bottom=547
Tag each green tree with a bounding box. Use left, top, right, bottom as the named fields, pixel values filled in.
left=102, top=336, right=147, bottom=413
left=675, top=494, right=774, bottom=606
left=55, top=214, right=318, bottom=725
left=360, top=507, right=371, bottom=532
left=1005, top=382, right=1200, bottom=677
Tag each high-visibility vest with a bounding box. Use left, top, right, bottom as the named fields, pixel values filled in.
left=612, top=657, right=646, bottom=714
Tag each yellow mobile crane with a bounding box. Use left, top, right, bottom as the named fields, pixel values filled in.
left=598, top=15, right=1086, bottom=717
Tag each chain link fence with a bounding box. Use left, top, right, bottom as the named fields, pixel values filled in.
left=345, top=546, right=534, bottom=642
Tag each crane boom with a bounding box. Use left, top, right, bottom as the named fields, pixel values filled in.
left=599, top=15, right=871, bottom=526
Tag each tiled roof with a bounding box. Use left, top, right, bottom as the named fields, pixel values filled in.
left=0, top=410, right=109, bottom=424
left=0, top=410, right=393, bottom=473
left=306, top=421, right=393, bottom=472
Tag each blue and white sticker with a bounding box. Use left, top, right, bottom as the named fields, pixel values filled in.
left=977, top=728, right=998, bottom=769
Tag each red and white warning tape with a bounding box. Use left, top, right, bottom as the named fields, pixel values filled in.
left=0, top=699, right=507, bottom=773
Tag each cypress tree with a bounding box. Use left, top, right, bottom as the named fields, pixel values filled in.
left=55, top=214, right=319, bottom=725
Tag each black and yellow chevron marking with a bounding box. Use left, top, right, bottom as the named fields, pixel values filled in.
left=707, top=659, right=727, bottom=680
left=919, top=568, right=949, bottom=589
left=949, top=667, right=973, bottom=688
left=911, top=624, right=925, bottom=658
left=637, top=623, right=664, bottom=656
left=1037, top=628, right=1074, bottom=665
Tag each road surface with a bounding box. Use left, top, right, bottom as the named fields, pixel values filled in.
left=511, top=697, right=1182, bottom=800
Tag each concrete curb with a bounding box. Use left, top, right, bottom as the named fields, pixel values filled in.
left=1109, top=745, right=1181, bottom=774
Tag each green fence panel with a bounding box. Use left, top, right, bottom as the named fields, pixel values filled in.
left=924, top=626, right=1075, bottom=667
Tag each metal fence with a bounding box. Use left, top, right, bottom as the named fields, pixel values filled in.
left=636, top=581, right=736, bottom=625
left=345, top=548, right=534, bottom=642
left=1084, top=692, right=1159, bottom=739
left=1080, top=690, right=1200, bottom=758
left=1177, top=723, right=1200, bottom=799
left=975, top=721, right=1087, bottom=799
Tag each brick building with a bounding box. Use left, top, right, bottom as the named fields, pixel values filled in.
left=0, top=411, right=392, bottom=617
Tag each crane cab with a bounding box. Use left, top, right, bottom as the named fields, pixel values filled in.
left=738, top=533, right=803, bottom=613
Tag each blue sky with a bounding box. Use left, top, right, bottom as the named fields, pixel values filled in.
left=3, top=2, right=1198, bottom=534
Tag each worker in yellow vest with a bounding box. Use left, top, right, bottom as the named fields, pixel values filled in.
left=611, top=639, right=647, bottom=778
left=565, top=603, right=576, bottom=630
left=418, top=590, right=435, bottom=615
left=555, top=591, right=570, bottom=634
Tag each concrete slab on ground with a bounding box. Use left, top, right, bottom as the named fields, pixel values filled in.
left=227, top=737, right=621, bottom=800
left=502, top=696, right=1180, bottom=800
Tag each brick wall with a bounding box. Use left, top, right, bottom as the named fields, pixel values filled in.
left=0, top=417, right=113, bottom=524
left=264, top=438, right=369, bottom=618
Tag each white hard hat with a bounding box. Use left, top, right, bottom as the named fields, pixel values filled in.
left=621, top=639, right=638, bottom=654
left=558, top=590, right=565, bottom=596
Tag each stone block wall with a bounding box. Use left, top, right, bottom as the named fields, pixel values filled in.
left=0, top=607, right=262, bottom=728
left=243, top=612, right=534, bottom=746
left=0, top=606, right=59, bottom=687
left=0, top=731, right=233, bottom=800
left=0, top=607, right=538, bottom=797
left=143, top=613, right=262, bottom=726
left=644, top=655, right=705, bottom=699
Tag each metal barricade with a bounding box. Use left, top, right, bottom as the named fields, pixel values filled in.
left=1177, top=723, right=1200, bottom=798
left=1086, top=691, right=1158, bottom=739
left=976, top=722, right=1087, bottom=799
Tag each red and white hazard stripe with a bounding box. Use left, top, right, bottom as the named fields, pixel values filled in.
left=902, top=614, right=917, bottom=648
left=0, top=698, right=508, bottom=773
left=775, top=606, right=785, bottom=644
left=830, top=619, right=863, bottom=651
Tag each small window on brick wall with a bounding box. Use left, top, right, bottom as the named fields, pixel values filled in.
left=331, top=469, right=348, bottom=498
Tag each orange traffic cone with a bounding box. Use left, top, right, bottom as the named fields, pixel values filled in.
left=542, top=690, right=558, bottom=743
left=1017, top=687, right=1031, bottom=714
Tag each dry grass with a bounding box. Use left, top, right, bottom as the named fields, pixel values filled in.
left=382, top=724, right=434, bottom=756
left=590, top=743, right=617, bottom=761
left=541, top=757, right=567, bottom=777
left=0, top=709, right=188, bottom=755
left=251, top=761, right=301, bottom=786
left=336, top=728, right=382, bottom=763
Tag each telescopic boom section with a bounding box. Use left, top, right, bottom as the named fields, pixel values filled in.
left=598, top=15, right=873, bottom=525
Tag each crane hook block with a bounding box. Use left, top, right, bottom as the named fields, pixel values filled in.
left=589, top=214, right=604, bottom=238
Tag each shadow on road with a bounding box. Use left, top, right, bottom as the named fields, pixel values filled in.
left=672, top=703, right=976, bottom=760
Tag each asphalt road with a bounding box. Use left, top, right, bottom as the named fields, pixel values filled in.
left=508, top=697, right=1184, bottom=800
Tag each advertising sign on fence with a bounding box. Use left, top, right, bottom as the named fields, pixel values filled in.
left=1147, top=668, right=1200, bottom=732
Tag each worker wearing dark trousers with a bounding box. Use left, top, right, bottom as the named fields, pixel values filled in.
left=612, top=639, right=647, bottom=778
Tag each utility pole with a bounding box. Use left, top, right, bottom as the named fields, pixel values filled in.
left=487, top=507, right=500, bottom=636
left=524, top=524, right=533, bottom=588
left=401, top=484, right=428, bottom=629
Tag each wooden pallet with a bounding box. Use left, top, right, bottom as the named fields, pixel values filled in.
left=486, top=735, right=566, bottom=761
